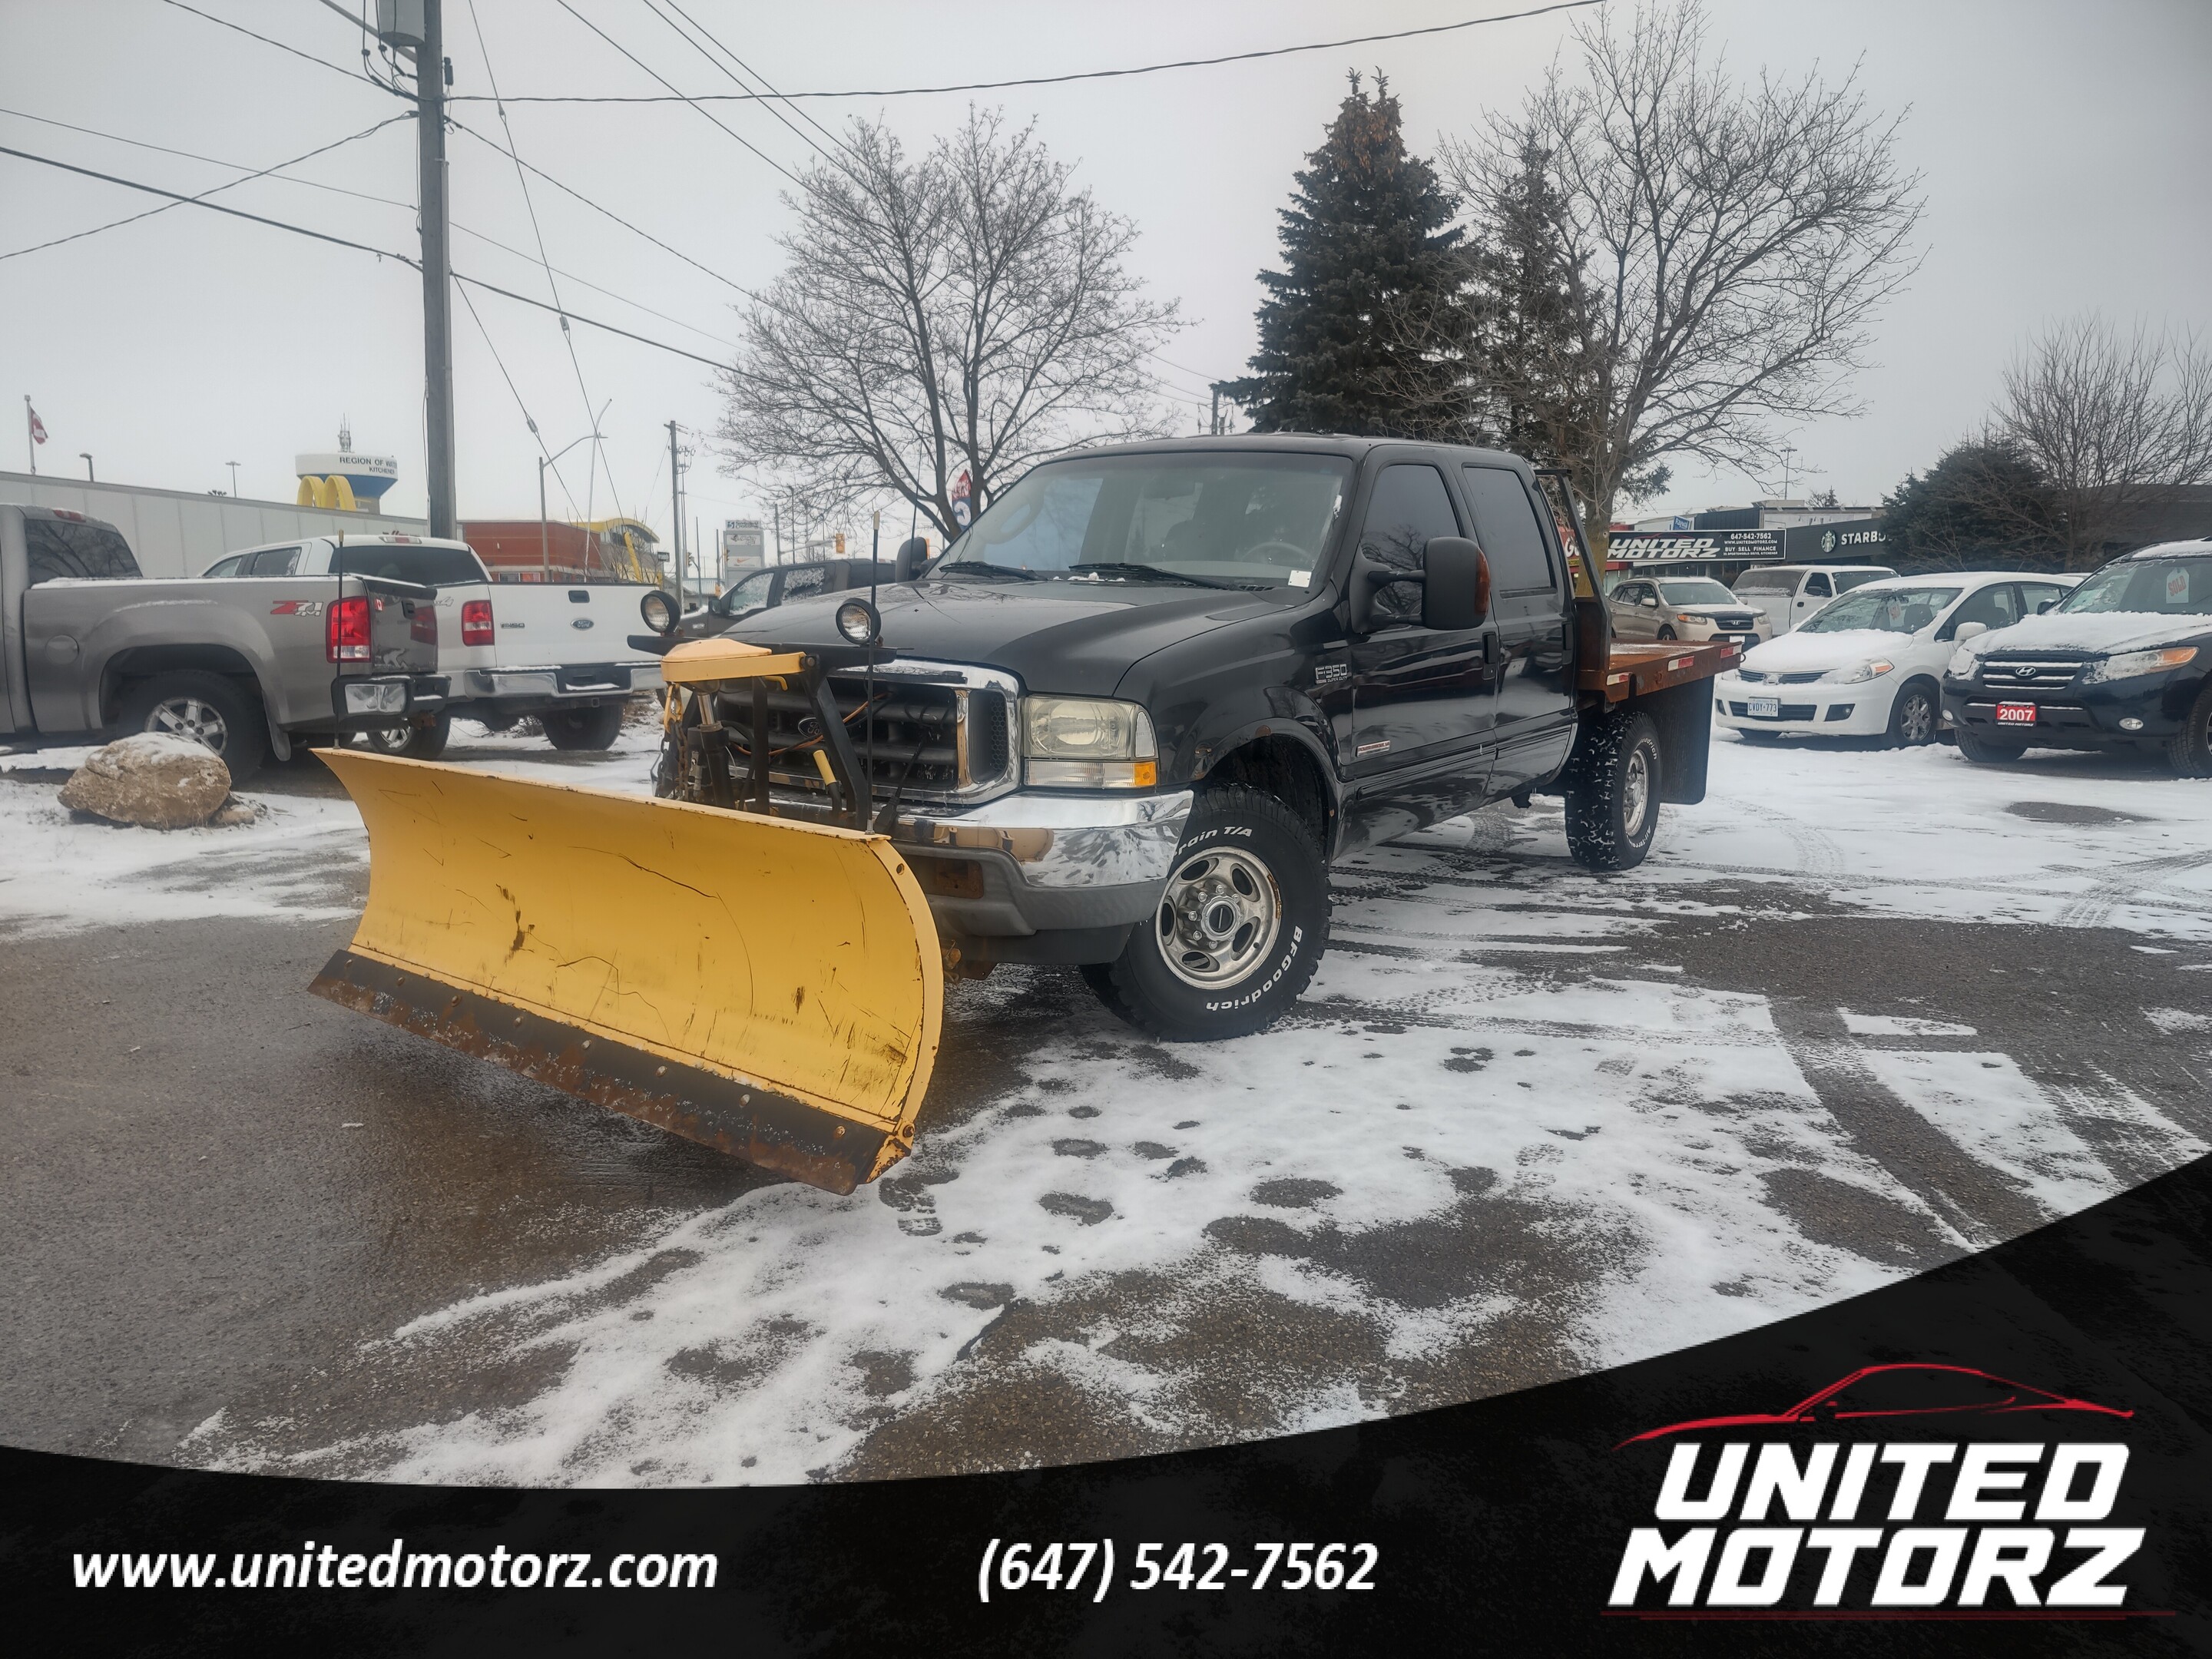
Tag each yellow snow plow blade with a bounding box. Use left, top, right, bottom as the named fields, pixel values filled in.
left=308, top=748, right=942, bottom=1194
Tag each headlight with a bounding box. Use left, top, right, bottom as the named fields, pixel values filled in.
left=2082, top=646, right=2197, bottom=684
left=1823, top=659, right=1894, bottom=684
left=1023, top=695, right=1157, bottom=787
left=1946, top=646, right=1980, bottom=678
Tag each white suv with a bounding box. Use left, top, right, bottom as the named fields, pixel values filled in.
left=1715, top=571, right=2078, bottom=747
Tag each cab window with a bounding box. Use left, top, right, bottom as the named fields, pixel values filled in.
left=780, top=565, right=830, bottom=601
left=243, top=545, right=302, bottom=577
left=200, top=555, right=244, bottom=578
left=1802, top=572, right=1833, bottom=599
left=24, top=518, right=141, bottom=582
left=1459, top=466, right=1556, bottom=598
left=1942, top=583, right=2020, bottom=638
left=1359, top=465, right=1461, bottom=625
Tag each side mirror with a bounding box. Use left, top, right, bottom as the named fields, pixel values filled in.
left=1641, top=595, right=1659, bottom=608
left=1421, top=537, right=1489, bottom=632
left=1953, top=620, right=1988, bottom=644
left=893, top=537, right=929, bottom=583
left=2036, top=600, right=2058, bottom=615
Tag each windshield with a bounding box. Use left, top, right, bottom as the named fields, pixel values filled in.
left=942, top=452, right=1353, bottom=587
left=1657, top=579, right=1738, bottom=606
left=1800, top=585, right=1962, bottom=635
left=331, top=545, right=482, bottom=586
left=2059, top=556, right=2212, bottom=618
left=1733, top=568, right=1800, bottom=593
left=714, top=569, right=777, bottom=613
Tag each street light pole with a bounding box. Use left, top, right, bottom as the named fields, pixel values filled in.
left=226, top=461, right=240, bottom=498
left=78, top=452, right=94, bottom=482
left=537, top=432, right=596, bottom=582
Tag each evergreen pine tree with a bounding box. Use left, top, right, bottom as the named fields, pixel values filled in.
left=1224, top=75, right=1470, bottom=438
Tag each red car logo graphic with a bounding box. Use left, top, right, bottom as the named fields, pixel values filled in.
left=1618, top=1363, right=2130, bottom=1449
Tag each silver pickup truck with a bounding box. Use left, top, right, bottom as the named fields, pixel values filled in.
left=2, top=503, right=444, bottom=779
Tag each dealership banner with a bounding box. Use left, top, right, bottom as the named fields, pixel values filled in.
left=1609, top=528, right=1787, bottom=563
left=8, top=1151, right=2207, bottom=1654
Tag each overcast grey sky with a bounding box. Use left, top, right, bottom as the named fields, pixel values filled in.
left=3, top=0, right=2207, bottom=539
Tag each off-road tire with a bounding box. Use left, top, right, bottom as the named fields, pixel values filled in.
left=542, top=702, right=625, bottom=751
left=1886, top=677, right=1940, bottom=748
left=2167, top=680, right=2212, bottom=777
left=1954, top=725, right=2028, bottom=766
left=363, top=709, right=451, bottom=760
left=1081, top=783, right=1329, bottom=1041
left=1563, top=707, right=1661, bottom=873
left=116, top=669, right=267, bottom=780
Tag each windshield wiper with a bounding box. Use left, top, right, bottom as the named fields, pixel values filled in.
left=1065, top=561, right=1249, bottom=590
left=938, top=561, right=1046, bottom=582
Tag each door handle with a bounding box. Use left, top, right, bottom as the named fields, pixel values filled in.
left=1482, top=633, right=1502, bottom=667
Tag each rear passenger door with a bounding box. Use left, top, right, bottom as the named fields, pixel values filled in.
left=1462, top=465, right=1577, bottom=798
left=1343, top=462, right=1498, bottom=844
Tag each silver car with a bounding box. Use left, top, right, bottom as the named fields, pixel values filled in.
left=1606, top=575, right=1773, bottom=648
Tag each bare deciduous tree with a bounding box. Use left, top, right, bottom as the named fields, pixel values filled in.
left=1998, top=314, right=2212, bottom=566
left=1442, top=0, right=1925, bottom=531
left=718, top=110, right=1180, bottom=539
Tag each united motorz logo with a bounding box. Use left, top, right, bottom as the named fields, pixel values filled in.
left=1607, top=1365, right=2147, bottom=1615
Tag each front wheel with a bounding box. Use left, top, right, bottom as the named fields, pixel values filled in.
left=543, top=703, right=625, bottom=751
left=1955, top=725, right=2027, bottom=765
left=1564, top=707, right=1662, bottom=872
left=1081, top=784, right=1330, bottom=1041
left=1886, top=679, right=1939, bottom=748
left=2167, top=680, right=2212, bottom=777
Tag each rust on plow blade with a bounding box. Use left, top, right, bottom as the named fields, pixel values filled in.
left=312, top=949, right=886, bottom=1194
left=306, top=748, right=942, bottom=1197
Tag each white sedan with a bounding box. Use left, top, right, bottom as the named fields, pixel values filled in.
left=1714, top=571, right=2079, bottom=746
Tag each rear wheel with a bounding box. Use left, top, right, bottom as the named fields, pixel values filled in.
left=1656, top=626, right=1677, bottom=641
left=1564, top=707, right=1662, bottom=872
left=1955, top=725, right=2027, bottom=765
left=542, top=703, right=624, bottom=751
left=1886, top=679, right=1939, bottom=748
left=2167, top=680, right=2212, bottom=777
left=362, top=709, right=451, bottom=760
left=1082, top=784, right=1329, bottom=1041
left=116, top=670, right=267, bottom=780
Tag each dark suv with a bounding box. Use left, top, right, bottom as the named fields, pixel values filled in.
left=1942, top=539, right=2212, bottom=773
left=675, top=558, right=896, bottom=641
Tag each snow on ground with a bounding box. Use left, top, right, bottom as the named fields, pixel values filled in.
left=118, top=727, right=2212, bottom=1487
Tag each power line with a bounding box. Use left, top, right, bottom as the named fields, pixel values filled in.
left=0, top=141, right=731, bottom=369
left=639, top=0, right=853, bottom=170
left=0, top=105, right=736, bottom=346
left=468, top=0, right=624, bottom=527
left=550, top=0, right=806, bottom=187
left=457, top=279, right=583, bottom=518
left=0, top=113, right=409, bottom=262
left=450, top=1, right=1608, bottom=103
left=157, top=0, right=398, bottom=95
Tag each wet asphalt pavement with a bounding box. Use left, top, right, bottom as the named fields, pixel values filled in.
left=4, top=873, right=2208, bottom=1473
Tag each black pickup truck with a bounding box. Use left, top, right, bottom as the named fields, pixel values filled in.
left=711, top=435, right=1736, bottom=1041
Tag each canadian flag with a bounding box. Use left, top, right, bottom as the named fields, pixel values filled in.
left=27, top=403, right=48, bottom=445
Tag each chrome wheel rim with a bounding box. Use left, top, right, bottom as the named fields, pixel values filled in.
left=1155, top=845, right=1281, bottom=988
left=147, top=696, right=227, bottom=755
left=1900, top=692, right=1934, bottom=744
left=1622, top=744, right=1653, bottom=839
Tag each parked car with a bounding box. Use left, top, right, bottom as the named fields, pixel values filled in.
left=1942, top=539, right=2212, bottom=773
left=1714, top=571, right=2079, bottom=747
left=1605, top=575, right=1772, bottom=649
left=2, top=504, right=442, bottom=779
left=672, top=558, right=898, bottom=641
left=1730, top=563, right=1900, bottom=634
left=205, top=535, right=662, bottom=756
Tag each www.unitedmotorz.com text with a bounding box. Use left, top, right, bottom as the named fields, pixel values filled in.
left=1608, top=1441, right=2142, bottom=1613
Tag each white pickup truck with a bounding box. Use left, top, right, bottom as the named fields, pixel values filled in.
left=205, top=535, right=662, bottom=757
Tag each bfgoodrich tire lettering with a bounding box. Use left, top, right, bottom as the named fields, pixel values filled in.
left=1081, top=783, right=1329, bottom=1041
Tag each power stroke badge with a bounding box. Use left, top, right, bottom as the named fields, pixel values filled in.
left=1604, top=1364, right=2157, bottom=1618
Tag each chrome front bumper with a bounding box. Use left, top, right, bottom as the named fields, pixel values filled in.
left=891, top=790, right=1194, bottom=953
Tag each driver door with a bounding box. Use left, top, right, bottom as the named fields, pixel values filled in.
left=1342, top=462, right=1498, bottom=846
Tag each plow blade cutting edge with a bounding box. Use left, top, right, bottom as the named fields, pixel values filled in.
left=308, top=748, right=942, bottom=1194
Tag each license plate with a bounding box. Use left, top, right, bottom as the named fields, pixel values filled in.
left=1747, top=697, right=1780, bottom=718
left=1995, top=702, right=2038, bottom=726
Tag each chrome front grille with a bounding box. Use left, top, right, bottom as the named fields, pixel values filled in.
left=705, top=659, right=1019, bottom=807
left=1979, top=658, right=2085, bottom=690
left=1739, top=670, right=1826, bottom=685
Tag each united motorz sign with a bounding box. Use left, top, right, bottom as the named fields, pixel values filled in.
left=1607, top=529, right=1784, bottom=563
